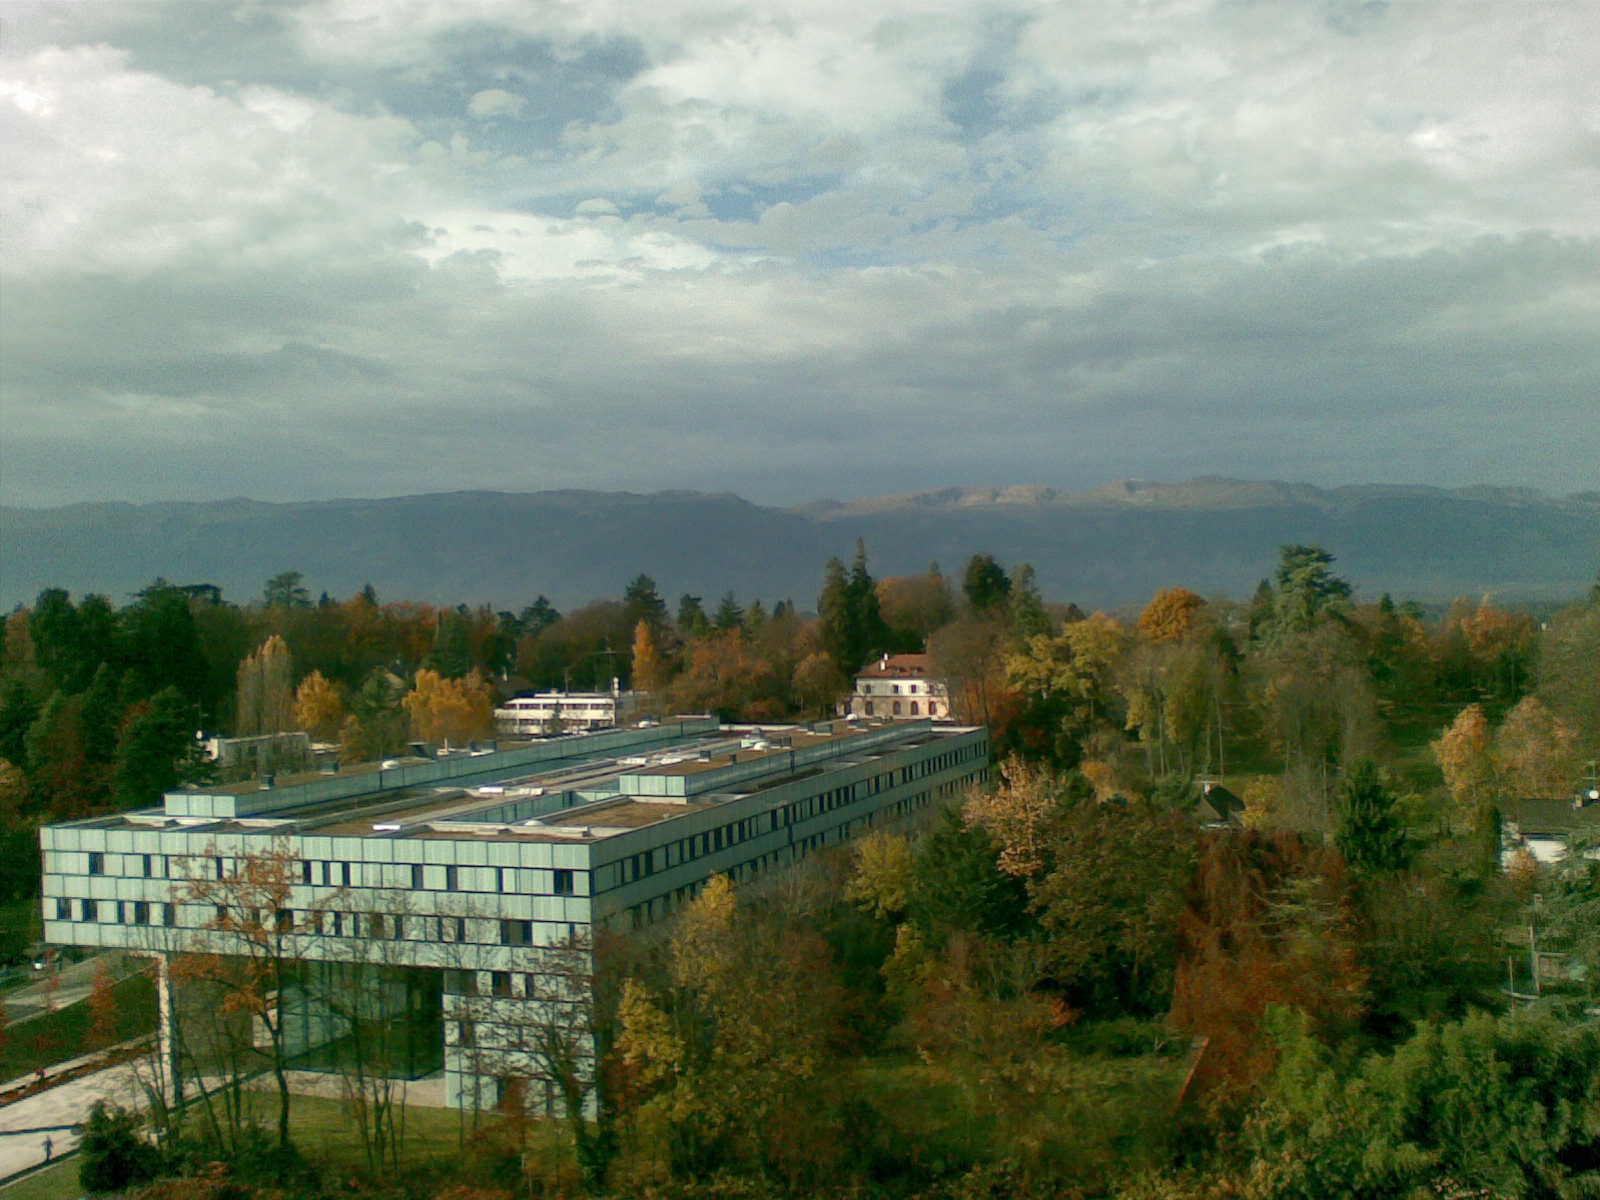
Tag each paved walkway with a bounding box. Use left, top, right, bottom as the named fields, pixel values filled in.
left=0, top=1060, right=144, bottom=1179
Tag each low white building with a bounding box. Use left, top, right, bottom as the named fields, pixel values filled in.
left=495, top=691, right=643, bottom=735
left=847, top=654, right=950, bottom=721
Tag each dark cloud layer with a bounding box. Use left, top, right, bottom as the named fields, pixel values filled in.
left=2, top=0, right=1596, bottom=508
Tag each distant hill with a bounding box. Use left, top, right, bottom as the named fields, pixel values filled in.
left=3, top=479, right=1596, bottom=612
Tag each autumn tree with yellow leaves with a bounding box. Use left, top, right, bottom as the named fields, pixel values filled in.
left=291, top=669, right=345, bottom=742
left=615, top=875, right=848, bottom=1186
left=402, top=669, right=493, bottom=746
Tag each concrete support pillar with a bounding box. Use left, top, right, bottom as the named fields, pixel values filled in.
left=153, top=951, right=183, bottom=1107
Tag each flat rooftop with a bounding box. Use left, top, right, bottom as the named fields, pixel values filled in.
left=64, top=719, right=972, bottom=846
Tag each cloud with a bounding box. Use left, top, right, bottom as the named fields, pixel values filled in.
left=0, top=1, right=1596, bottom=510
left=467, top=87, right=525, bottom=118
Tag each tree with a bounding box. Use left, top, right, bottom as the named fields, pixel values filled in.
left=120, top=583, right=210, bottom=705
left=113, top=688, right=195, bottom=808
left=234, top=636, right=294, bottom=738
left=262, top=571, right=311, bottom=609
left=1137, top=588, right=1207, bottom=644
left=1536, top=601, right=1600, bottom=747
left=819, top=544, right=890, bottom=672
left=630, top=620, right=668, bottom=697
left=1247, top=1007, right=1600, bottom=1199
left=1028, top=795, right=1197, bottom=1015
left=174, top=841, right=308, bottom=1151
left=518, top=595, right=561, bottom=638
left=1495, top=694, right=1582, bottom=796
left=0, top=679, right=41, bottom=773
left=844, top=831, right=914, bottom=920
left=1169, top=834, right=1366, bottom=1113
left=791, top=651, right=846, bottom=717
left=1006, top=563, right=1051, bottom=640
left=78, top=1101, right=159, bottom=1194
left=1432, top=703, right=1496, bottom=828
left=1267, top=545, right=1352, bottom=636
left=962, top=554, right=1012, bottom=614
left=403, top=669, right=493, bottom=746
left=616, top=875, right=848, bottom=1185
left=676, top=594, right=709, bottom=639
left=876, top=571, right=955, bottom=645
left=508, top=934, right=619, bottom=1193
left=622, top=575, right=669, bottom=637
left=711, top=591, right=744, bottom=632
left=1333, top=760, right=1409, bottom=874
left=291, top=670, right=345, bottom=743
left=908, top=806, right=1032, bottom=942
left=343, top=669, right=408, bottom=761
left=670, top=630, right=782, bottom=721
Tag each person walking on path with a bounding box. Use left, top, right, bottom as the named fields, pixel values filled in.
left=42, top=1134, right=53, bottom=1162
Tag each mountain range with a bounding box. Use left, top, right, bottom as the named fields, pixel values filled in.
left=3, top=479, right=1596, bottom=613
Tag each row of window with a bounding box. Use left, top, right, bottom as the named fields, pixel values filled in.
left=442, top=968, right=585, bottom=1001
left=55, top=897, right=177, bottom=926
left=861, top=699, right=940, bottom=716
left=603, top=742, right=985, bottom=894
left=55, top=896, right=586, bottom=952
left=80, top=854, right=581, bottom=899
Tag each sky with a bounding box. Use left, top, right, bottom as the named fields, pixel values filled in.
left=2, top=0, right=1597, bottom=509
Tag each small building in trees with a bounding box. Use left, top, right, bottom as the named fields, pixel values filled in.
left=1193, top=781, right=1246, bottom=829
left=1501, top=789, right=1600, bottom=866
left=846, top=653, right=950, bottom=721
left=493, top=690, right=643, bottom=735
left=38, top=716, right=988, bottom=1113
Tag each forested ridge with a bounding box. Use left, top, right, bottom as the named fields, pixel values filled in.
left=6, top=545, right=1600, bottom=1199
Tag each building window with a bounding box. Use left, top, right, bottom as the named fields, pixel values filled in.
left=893, top=701, right=902, bottom=715
left=391, top=915, right=404, bottom=939
left=553, top=869, right=575, bottom=896
left=411, top=864, right=424, bottom=890
left=446, top=865, right=459, bottom=891
left=448, top=969, right=479, bottom=996
left=910, top=701, right=919, bottom=715
left=133, top=901, right=150, bottom=925
left=163, top=903, right=177, bottom=927
left=275, top=908, right=293, bottom=932
left=865, top=701, right=875, bottom=716
left=501, top=919, right=534, bottom=947
left=492, top=971, right=513, bottom=998
left=54, top=898, right=69, bottom=921
left=457, top=1019, right=475, bottom=1047
left=87, top=852, right=103, bottom=875
left=80, top=899, right=94, bottom=922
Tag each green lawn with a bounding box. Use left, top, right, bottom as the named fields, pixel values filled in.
left=0, top=969, right=157, bottom=1082
left=0, top=1159, right=79, bottom=1200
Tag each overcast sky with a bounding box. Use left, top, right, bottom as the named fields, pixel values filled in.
left=2, top=0, right=1597, bottom=509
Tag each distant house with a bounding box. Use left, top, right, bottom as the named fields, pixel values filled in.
left=847, top=654, right=950, bottom=721
left=494, top=691, right=643, bottom=735
left=1501, top=789, right=1600, bottom=866
left=1193, top=780, right=1245, bottom=828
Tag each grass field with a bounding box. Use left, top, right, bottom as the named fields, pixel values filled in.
left=0, top=1159, right=78, bottom=1200
left=0, top=970, right=157, bottom=1083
